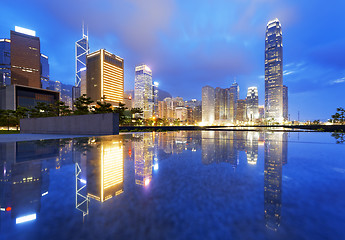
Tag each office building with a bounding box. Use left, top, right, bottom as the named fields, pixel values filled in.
left=0, top=38, right=11, bottom=86
left=0, top=27, right=59, bottom=110
left=10, top=27, right=41, bottom=88
left=228, top=81, right=239, bottom=122
left=246, top=87, right=259, bottom=121
left=215, top=87, right=227, bottom=121
left=0, top=85, right=59, bottom=110
left=86, top=49, right=124, bottom=107
left=265, top=19, right=283, bottom=122
left=236, top=99, right=246, bottom=123
left=75, top=27, right=89, bottom=88
left=202, top=86, right=215, bottom=124
left=134, top=64, right=153, bottom=119
left=283, top=85, right=288, bottom=121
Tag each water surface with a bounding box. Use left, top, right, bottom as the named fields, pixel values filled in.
left=0, top=131, right=344, bottom=240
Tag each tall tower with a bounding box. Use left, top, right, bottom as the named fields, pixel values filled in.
left=134, top=64, right=153, bottom=119
left=202, top=85, right=215, bottom=124
left=75, top=25, right=90, bottom=88
left=265, top=19, right=283, bottom=122
left=86, top=49, right=124, bottom=106
left=10, top=27, right=41, bottom=88
left=246, top=87, right=259, bottom=121
left=227, top=80, right=239, bottom=122
left=283, top=85, right=288, bottom=121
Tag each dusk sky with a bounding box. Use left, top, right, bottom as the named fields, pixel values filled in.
left=1, top=0, right=345, bottom=121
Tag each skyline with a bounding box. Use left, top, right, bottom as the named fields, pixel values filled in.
left=1, top=0, right=345, bottom=121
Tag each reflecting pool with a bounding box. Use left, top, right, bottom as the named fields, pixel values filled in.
left=0, top=131, right=345, bottom=240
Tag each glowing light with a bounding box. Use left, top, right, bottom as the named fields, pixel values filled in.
left=15, top=26, right=36, bottom=37
left=145, top=66, right=151, bottom=72
left=128, top=96, right=132, bottom=100
left=154, top=82, right=159, bottom=87
left=79, top=178, right=87, bottom=184
left=6, top=207, right=11, bottom=211
left=41, top=192, right=48, bottom=197
left=16, top=214, right=37, bottom=224
left=0, top=208, right=5, bottom=212
left=154, top=163, right=159, bottom=171
left=144, top=178, right=151, bottom=186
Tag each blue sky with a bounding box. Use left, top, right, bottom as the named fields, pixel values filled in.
left=1, top=0, right=345, bottom=121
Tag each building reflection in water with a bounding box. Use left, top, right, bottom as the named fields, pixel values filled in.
left=85, top=137, right=124, bottom=202
left=264, top=132, right=287, bottom=231
left=133, top=133, right=154, bottom=186
left=201, top=131, right=262, bottom=167
left=0, top=140, right=61, bottom=224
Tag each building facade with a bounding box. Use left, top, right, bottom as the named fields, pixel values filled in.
left=0, top=38, right=11, bottom=86
left=228, top=81, right=239, bottom=122
left=202, top=86, right=215, bottom=124
left=86, top=49, right=124, bottom=107
left=265, top=19, right=283, bottom=122
left=134, top=64, right=153, bottom=119
left=10, top=29, right=41, bottom=88
left=283, top=85, right=288, bottom=121
left=236, top=99, right=247, bottom=123
left=246, top=87, right=259, bottom=121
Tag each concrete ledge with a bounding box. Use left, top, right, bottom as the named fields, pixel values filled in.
left=20, top=113, right=119, bottom=135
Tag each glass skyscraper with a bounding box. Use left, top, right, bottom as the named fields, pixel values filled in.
left=265, top=18, right=283, bottom=122
left=228, top=81, right=239, bottom=123
left=134, top=64, right=153, bottom=119
left=246, top=87, right=259, bottom=121
left=202, top=85, right=215, bottom=124
left=75, top=28, right=89, bottom=88
left=0, top=39, right=11, bottom=86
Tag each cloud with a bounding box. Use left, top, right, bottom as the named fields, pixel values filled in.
left=330, top=77, right=345, bottom=85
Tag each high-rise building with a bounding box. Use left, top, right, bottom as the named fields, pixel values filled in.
left=0, top=38, right=11, bottom=86
left=86, top=49, right=124, bottom=107
left=153, top=82, right=159, bottom=117
left=134, top=64, right=153, bottom=119
left=236, top=99, right=246, bottom=123
left=265, top=18, right=283, bottom=122
left=75, top=27, right=89, bottom=88
left=40, top=54, right=49, bottom=84
left=228, top=81, right=239, bottom=122
left=202, top=86, right=215, bottom=124
left=10, top=27, right=41, bottom=88
left=246, top=87, right=259, bottom=121
left=283, top=85, right=288, bottom=121
left=215, top=87, right=227, bottom=121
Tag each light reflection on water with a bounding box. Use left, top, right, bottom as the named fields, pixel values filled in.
left=0, top=131, right=344, bottom=240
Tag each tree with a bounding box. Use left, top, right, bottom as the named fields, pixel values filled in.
left=113, top=102, right=128, bottom=125
left=130, top=108, right=143, bottom=126
left=331, top=107, right=345, bottom=123
left=93, top=98, right=113, bottom=114
left=52, top=101, right=72, bottom=116
left=312, top=119, right=320, bottom=125
left=0, top=109, right=15, bottom=130
left=13, top=106, right=29, bottom=130
left=73, top=94, right=93, bottom=115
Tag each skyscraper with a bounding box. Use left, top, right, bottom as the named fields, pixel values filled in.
left=202, top=85, right=215, bottom=124
left=75, top=26, right=89, bottom=88
left=10, top=27, right=41, bottom=88
left=283, top=85, right=288, bottom=121
left=228, top=81, right=239, bottom=122
left=134, top=64, right=153, bottom=119
left=246, top=87, right=259, bottom=121
left=86, top=49, right=124, bottom=106
left=0, top=38, right=11, bottom=86
left=265, top=19, right=283, bottom=122
left=215, top=87, right=227, bottom=121
left=236, top=99, right=246, bottom=123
